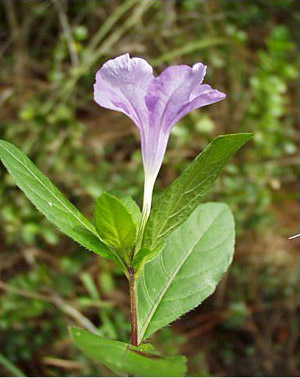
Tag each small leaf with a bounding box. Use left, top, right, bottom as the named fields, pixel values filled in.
left=70, top=327, right=187, bottom=377
left=94, top=193, right=137, bottom=262
left=132, top=242, right=165, bottom=277
left=0, top=140, right=115, bottom=261
left=137, top=202, right=235, bottom=343
left=142, top=133, right=252, bottom=251
left=108, top=189, right=142, bottom=229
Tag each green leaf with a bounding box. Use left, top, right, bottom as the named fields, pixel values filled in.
left=142, top=133, right=251, bottom=250
left=0, top=140, right=113, bottom=260
left=132, top=242, right=165, bottom=277
left=94, top=192, right=137, bottom=262
left=70, top=327, right=187, bottom=377
left=108, top=189, right=142, bottom=229
left=137, top=202, right=235, bottom=343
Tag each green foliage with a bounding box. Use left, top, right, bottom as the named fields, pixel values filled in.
left=132, top=243, right=165, bottom=277
left=0, top=140, right=113, bottom=260
left=0, top=136, right=244, bottom=374
left=138, top=202, right=235, bottom=343
left=94, top=192, right=137, bottom=265
left=108, top=190, right=142, bottom=229
left=70, top=327, right=187, bottom=377
left=0, top=1, right=298, bottom=376
left=143, top=134, right=251, bottom=251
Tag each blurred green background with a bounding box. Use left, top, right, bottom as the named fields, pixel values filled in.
left=0, top=0, right=299, bottom=376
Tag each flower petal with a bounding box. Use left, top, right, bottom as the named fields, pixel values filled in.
left=171, top=84, right=226, bottom=127
left=94, top=53, right=154, bottom=129
left=145, top=63, right=207, bottom=130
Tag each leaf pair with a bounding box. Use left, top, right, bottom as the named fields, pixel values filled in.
left=94, top=192, right=167, bottom=274
left=0, top=133, right=251, bottom=269
left=0, top=140, right=143, bottom=272
left=0, top=133, right=252, bottom=376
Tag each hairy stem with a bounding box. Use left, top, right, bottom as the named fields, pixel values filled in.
left=128, top=267, right=138, bottom=346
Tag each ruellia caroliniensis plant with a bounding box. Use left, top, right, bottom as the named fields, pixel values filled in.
left=0, top=54, right=252, bottom=377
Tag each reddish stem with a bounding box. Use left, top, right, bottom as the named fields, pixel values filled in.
left=128, top=267, right=138, bottom=346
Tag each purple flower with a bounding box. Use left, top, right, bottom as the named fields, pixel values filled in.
left=94, top=54, right=226, bottom=220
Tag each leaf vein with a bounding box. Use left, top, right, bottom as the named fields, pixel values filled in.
left=138, top=207, right=225, bottom=341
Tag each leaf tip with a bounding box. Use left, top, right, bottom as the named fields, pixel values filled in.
left=69, top=326, right=84, bottom=340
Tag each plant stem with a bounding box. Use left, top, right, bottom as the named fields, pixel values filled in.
left=128, top=267, right=138, bottom=346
